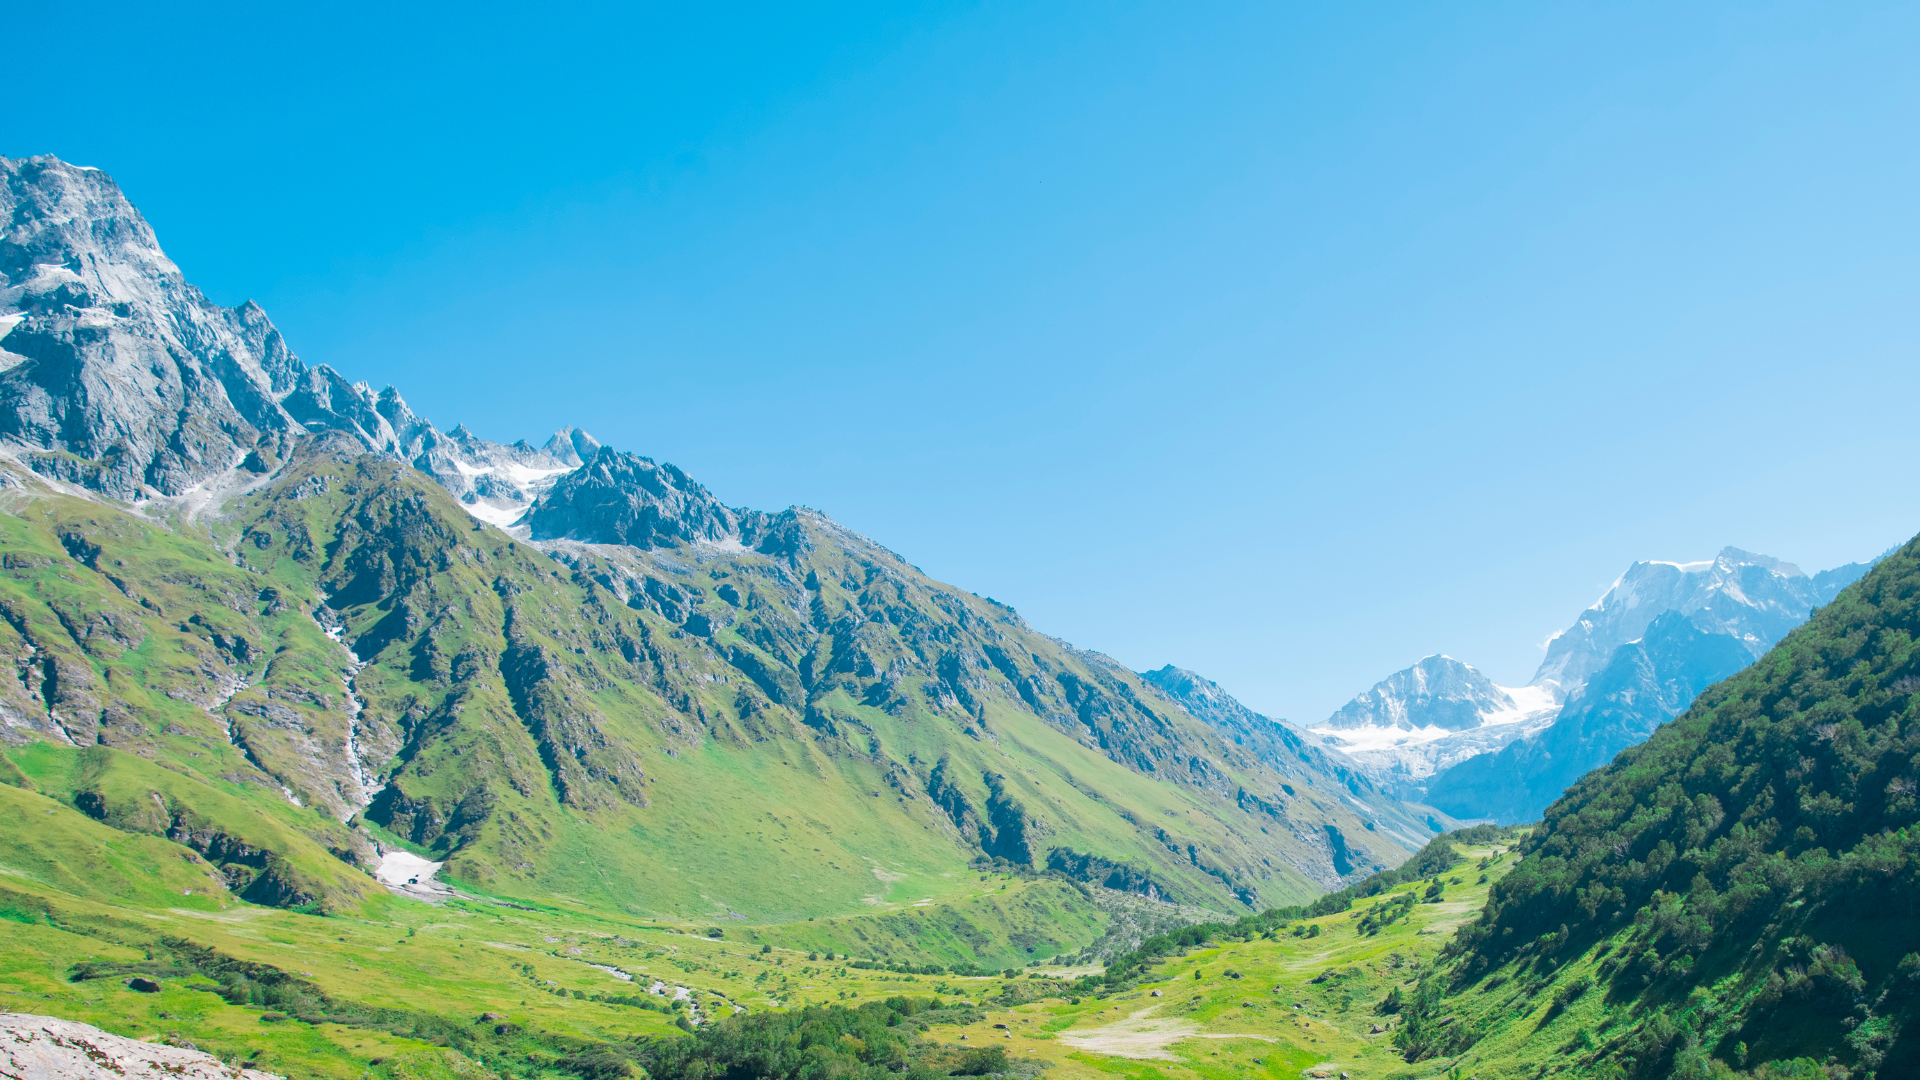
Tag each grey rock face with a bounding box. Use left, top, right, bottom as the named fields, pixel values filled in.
left=0, top=1012, right=282, bottom=1079
left=0, top=157, right=303, bottom=497
left=0, top=154, right=607, bottom=519
left=525, top=447, right=742, bottom=549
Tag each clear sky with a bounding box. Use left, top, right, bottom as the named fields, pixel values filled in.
left=10, top=2, right=1919, bottom=722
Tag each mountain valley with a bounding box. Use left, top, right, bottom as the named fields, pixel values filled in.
left=0, top=149, right=1913, bottom=1080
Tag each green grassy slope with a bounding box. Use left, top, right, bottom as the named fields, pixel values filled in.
left=1, top=438, right=1420, bottom=933
left=1390, top=531, right=1920, bottom=1079
left=0, top=479, right=382, bottom=910
left=0, top=780, right=233, bottom=909
left=0, top=436, right=1459, bottom=1078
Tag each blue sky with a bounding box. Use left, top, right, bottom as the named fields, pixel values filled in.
left=10, top=2, right=1920, bottom=721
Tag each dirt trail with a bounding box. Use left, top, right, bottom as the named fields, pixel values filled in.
left=1056, top=1006, right=1276, bottom=1060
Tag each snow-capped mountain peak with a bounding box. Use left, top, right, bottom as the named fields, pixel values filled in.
left=1315, top=546, right=1880, bottom=803
left=1318, top=654, right=1523, bottom=733
left=1308, top=655, right=1559, bottom=789
left=1529, top=546, right=1863, bottom=693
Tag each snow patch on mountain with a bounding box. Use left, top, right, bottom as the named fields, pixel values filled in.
left=1480, top=683, right=1559, bottom=726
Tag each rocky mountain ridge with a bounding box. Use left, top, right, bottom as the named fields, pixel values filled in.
left=0, top=153, right=1415, bottom=923
left=1532, top=545, right=1867, bottom=692
left=0, top=156, right=623, bottom=531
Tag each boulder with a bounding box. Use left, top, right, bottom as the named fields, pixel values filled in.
left=0, top=1013, right=281, bottom=1078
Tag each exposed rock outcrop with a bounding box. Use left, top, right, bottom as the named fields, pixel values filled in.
left=0, top=1012, right=282, bottom=1079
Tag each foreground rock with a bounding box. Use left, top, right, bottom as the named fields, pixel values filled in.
left=0, top=1013, right=280, bottom=1079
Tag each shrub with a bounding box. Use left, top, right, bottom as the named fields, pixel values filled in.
left=951, top=1046, right=1008, bottom=1076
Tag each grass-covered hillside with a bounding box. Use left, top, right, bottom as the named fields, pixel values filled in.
left=0, top=767, right=1097, bottom=1080
left=1391, top=531, right=1920, bottom=1078
left=0, top=437, right=1432, bottom=942
left=0, top=152, right=1444, bottom=923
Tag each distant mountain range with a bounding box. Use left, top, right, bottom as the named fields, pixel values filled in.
left=1130, top=546, right=1883, bottom=828
left=1313, top=546, right=1879, bottom=821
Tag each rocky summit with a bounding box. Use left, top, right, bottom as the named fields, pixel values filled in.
left=1530, top=546, right=1872, bottom=694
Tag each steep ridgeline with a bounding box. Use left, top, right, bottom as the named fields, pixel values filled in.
left=0, top=155, right=598, bottom=518
left=1531, top=547, right=1872, bottom=694
left=0, top=154, right=1412, bottom=930
left=1421, top=548, right=1878, bottom=824
left=1138, top=665, right=1457, bottom=854
left=1395, top=533, right=1920, bottom=1078
left=1320, top=548, right=1877, bottom=816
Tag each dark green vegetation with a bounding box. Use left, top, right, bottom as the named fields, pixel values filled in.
left=1084, top=824, right=1522, bottom=994
left=1395, top=532, right=1920, bottom=1078
left=640, top=997, right=1003, bottom=1080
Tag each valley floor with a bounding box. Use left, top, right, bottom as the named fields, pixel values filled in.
left=0, top=819, right=1516, bottom=1079
left=928, top=842, right=1513, bottom=1080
